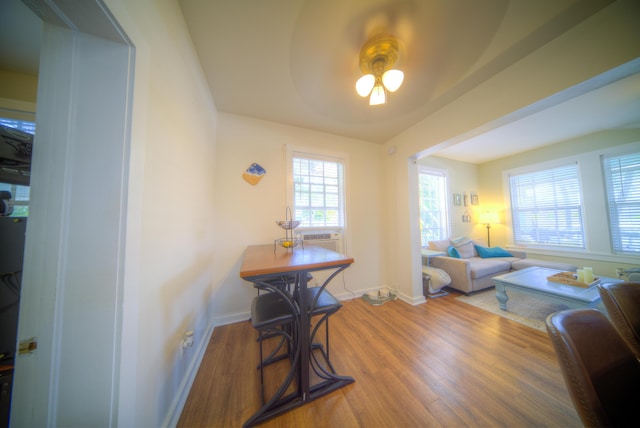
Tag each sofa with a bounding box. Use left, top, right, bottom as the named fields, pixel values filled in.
left=427, top=237, right=577, bottom=294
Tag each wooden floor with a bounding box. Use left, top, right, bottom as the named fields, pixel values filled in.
left=177, top=292, right=581, bottom=427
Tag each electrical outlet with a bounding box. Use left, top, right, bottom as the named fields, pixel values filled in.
left=182, top=330, right=194, bottom=348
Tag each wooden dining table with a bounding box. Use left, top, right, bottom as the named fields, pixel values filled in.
left=240, top=243, right=355, bottom=426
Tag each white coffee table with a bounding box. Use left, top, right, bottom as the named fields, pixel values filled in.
left=493, top=266, right=621, bottom=311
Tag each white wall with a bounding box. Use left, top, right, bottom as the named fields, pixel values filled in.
left=210, top=113, right=386, bottom=323
left=0, top=69, right=38, bottom=121
left=105, top=0, right=218, bottom=426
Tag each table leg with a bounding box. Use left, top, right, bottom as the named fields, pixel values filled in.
left=495, top=283, right=509, bottom=310
left=297, top=271, right=310, bottom=400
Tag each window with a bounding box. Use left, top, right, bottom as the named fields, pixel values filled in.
left=0, top=183, right=30, bottom=217
left=0, top=118, right=36, bottom=135
left=291, top=152, right=345, bottom=229
left=602, top=151, right=640, bottom=255
left=418, top=167, right=449, bottom=246
left=1, top=118, right=34, bottom=217
left=509, top=163, right=585, bottom=248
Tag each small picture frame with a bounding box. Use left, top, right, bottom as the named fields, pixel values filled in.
left=453, top=194, right=462, bottom=206
left=463, top=193, right=469, bottom=207
left=471, top=193, right=479, bottom=206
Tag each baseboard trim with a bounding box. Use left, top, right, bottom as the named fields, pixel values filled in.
left=397, top=291, right=427, bottom=306
left=214, top=311, right=251, bottom=326
left=162, top=322, right=215, bottom=428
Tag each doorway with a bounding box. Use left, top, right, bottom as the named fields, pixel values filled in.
left=3, top=1, right=135, bottom=426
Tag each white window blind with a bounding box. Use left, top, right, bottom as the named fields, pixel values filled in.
left=509, top=163, right=585, bottom=248
left=0, top=118, right=36, bottom=134
left=602, top=152, right=640, bottom=255
left=418, top=168, right=449, bottom=246
left=292, top=154, right=344, bottom=228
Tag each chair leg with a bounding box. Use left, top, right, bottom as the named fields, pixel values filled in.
left=256, top=326, right=297, bottom=405
left=309, top=312, right=340, bottom=378
left=325, top=318, right=330, bottom=360
left=258, top=326, right=291, bottom=368
left=258, top=330, right=265, bottom=404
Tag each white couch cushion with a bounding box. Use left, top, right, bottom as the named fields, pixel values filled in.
left=428, top=239, right=450, bottom=252
left=449, top=237, right=479, bottom=259
left=468, top=258, right=512, bottom=278
left=454, top=240, right=476, bottom=258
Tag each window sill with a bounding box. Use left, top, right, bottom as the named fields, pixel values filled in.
left=506, top=246, right=639, bottom=265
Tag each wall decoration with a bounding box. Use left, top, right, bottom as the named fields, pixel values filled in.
left=243, top=162, right=266, bottom=185
left=453, top=193, right=462, bottom=206
left=462, top=211, right=471, bottom=222
left=463, top=193, right=469, bottom=206
left=471, top=193, right=479, bottom=205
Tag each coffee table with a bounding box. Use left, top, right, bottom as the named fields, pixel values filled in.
left=493, top=266, right=621, bottom=311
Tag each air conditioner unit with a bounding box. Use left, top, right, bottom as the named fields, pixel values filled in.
left=297, top=231, right=343, bottom=253
left=297, top=231, right=345, bottom=289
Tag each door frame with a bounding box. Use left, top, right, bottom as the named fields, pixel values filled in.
left=11, top=1, right=135, bottom=426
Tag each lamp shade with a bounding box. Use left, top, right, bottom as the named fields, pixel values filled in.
left=356, top=74, right=375, bottom=97
left=479, top=211, right=500, bottom=225
left=382, top=69, right=404, bottom=92
left=369, top=84, right=386, bottom=105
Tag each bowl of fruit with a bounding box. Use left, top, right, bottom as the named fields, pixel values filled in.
left=275, top=238, right=302, bottom=249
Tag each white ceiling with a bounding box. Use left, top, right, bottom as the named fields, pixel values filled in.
left=2, top=0, right=639, bottom=164
left=435, top=70, right=640, bottom=163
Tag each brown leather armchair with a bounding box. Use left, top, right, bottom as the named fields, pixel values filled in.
left=598, top=282, right=640, bottom=358
left=546, top=309, right=640, bottom=427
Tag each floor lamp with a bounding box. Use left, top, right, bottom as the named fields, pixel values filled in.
left=479, top=211, right=500, bottom=247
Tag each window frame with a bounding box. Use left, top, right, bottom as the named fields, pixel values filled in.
left=286, top=145, right=347, bottom=232
left=506, top=160, right=586, bottom=251
left=417, top=166, right=450, bottom=246
left=602, top=150, right=640, bottom=256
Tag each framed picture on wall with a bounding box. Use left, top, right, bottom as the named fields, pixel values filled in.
left=453, top=193, right=462, bottom=206
left=471, top=193, right=479, bottom=205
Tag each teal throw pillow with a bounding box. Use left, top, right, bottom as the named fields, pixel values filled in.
left=447, top=245, right=460, bottom=258
left=474, top=245, right=512, bottom=258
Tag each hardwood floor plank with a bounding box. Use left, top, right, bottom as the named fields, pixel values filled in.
left=178, top=293, right=581, bottom=427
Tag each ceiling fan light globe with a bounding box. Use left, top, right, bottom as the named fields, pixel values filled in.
left=382, top=69, right=404, bottom=92
left=356, top=74, right=375, bottom=97
left=369, top=84, right=386, bottom=105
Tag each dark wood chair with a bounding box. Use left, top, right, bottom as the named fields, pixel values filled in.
left=252, top=273, right=313, bottom=364
left=296, top=286, right=343, bottom=379
left=597, top=282, right=640, bottom=357
left=546, top=308, right=640, bottom=427
left=250, top=291, right=297, bottom=403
